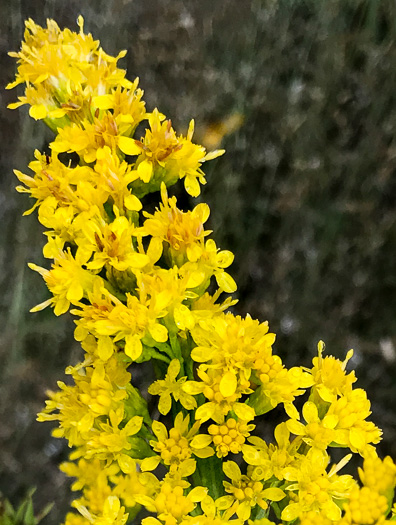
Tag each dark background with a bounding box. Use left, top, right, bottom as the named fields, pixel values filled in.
left=1, top=0, right=396, bottom=522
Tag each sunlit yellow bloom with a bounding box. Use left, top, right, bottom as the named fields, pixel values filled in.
left=249, top=362, right=313, bottom=420
left=64, top=512, right=90, bottom=525
left=149, top=360, right=197, bottom=415
left=29, top=249, right=97, bottom=315
left=14, top=150, right=92, bottom=215
left=92, top=80, right=147, bottom=132
left=93, top=146, right=142, bottom=212
left=179, top=238, right=236, bottom=294
left=133, top=267, right=198, bottom=336
left=77, top=495, right=129, bottom=525
left=190, top=314, right=274, bottom=376
left=139, top=482, right=208, bottom=525
left=129, top=109, right=224, bottom=197
left=358, top=451, right=396, bottom=495
left=141, top=412, right=214, bottom=473
left=37, top=355, right=131, bottom=447
left=61, top=457, right=119, bottom=492
left=242, top=423, right=299, bottom=482
left=74, top=213, right=149, bottom=272
left=286, top=401, right=337, bottom=451
left=82, top=407, right=142, bottom=467
left=310, top=341, right=356, bottom=404
left=216, top=461, right=285, bottom=521
left=208, top=417, right=255, bottom=458
left=339, top=486, right=389, bottom=525
left=326, top=389, right=382, bottom=454
left=73, top=284, right=168, bottom=361
left=142, top=183, right=211, bottom=267
left=8, top=17, right=131, bottom=124
left=298, top=510, right=334, bottom=525
left=114, top=469, right=159, bottom=509
left=51, top=112, right=138, bottom=164
left=281, top=449, right=355, bottom=522
left=183, top=366, right=254, bottom=424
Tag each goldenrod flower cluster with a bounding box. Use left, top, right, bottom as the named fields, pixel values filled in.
left=8, top=17, right=396, bottom=525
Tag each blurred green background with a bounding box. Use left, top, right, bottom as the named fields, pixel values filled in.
left=2, top=0, right=396, bottom=522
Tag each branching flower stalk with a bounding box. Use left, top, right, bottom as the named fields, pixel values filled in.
left=7, top=17, right=396, bottom=525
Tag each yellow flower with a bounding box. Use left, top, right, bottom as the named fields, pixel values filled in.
left=38, top=355, right=131, bottom=447
left=129, top=110, right=224, bottom=197
left=29, top=249, right=97, bottom=315
left=242, top=422, right=298, bottom=482
left=83, top=407, right=143, bottom=467
left=216, top=461, right=285, bottom=521
left=358, top=451, right=396, bottom=495
left=183, top=366, right=254, bottom=424
left=286, top=401, right=337, bottom=451
left=114, top=468, right=159, bottom=509
left=76, top=495, right=129, bottom=525
left=75, top=213, right=149, bottom=272
left=190, top=313, right=275, bottom=380
left=141, top=183, right=211, bottom=267
left=149, top=359, right=197, bottom=415
left=8, top=17, right=131, bottom=125
left=51, top=113, right=138, bottom=164
left=339, top=486, right=389, bottom=525
left=92, top=81, right=147, bottom=133
left=310, top=341, right=356, bottom=404
left=60, top=458, right=119, bottom=492
left=139, top=482, right=208, bottom=525
left=281, top=449, right=355, bottom=522
left=14, top=150, right=92, bottom=215
left=64, top=512, right=90, bottom=525
left=93, top=146, right=142, bottom=212
left=208, top=417, right=255, bottom=458
left=327, top=389, right=383, bottom=454
left=73, top=284, right=169, bottom=362
left=141, top=412, right=214, bottom=473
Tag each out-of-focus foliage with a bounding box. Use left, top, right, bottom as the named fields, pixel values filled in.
left=1, top=0, right=396, bottom=523
left=0, top=490, right=53, bottom=525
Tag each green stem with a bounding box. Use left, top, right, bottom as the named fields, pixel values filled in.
left=193, top=455, right=224, bottom=500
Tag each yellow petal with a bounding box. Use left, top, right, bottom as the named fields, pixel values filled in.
left=223, top=461, right=241, bottom=481
left=125, top=334, right=143, bottom=360
left=262, top=487, right=286, bottom=501
left=149, top=323, right=168, bottom=343
left=189, top=486, right=208, bottom=502
left=349, top=428, right=366, bottom=451
left=233, top=403, right=255, bottom=421
left=202, top=149, right=225, bottom=161
left=140, top=455, right=161, bottom=472
left=118, top=454, right=136, bottom=474
left=93, top=94, right=114, bottom=110
left=124, top=194, right=142, bottom=211
left=191, top=434, right=213, bottom=449
left=97, top=336, right=114, bottom=361
left=184, top=174, right=200, bottom=197
left=215, top=271, right=237, bottom=293
left=219, top=371, right=237, bottom=397
left=137, top=160, right=153, bottom=183
left=29, top=104, right=47, bottom=120
left=118, top=136, right=142, bottom=155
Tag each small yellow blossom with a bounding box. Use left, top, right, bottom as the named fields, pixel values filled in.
left=310, top=341, right=356, bottom=404
left=149, top=359, right=197, bottom=415
left=76, top=495, right=129, bottom=525
left=281, top=448, right=355, bottom=522
left=138, top=482, right=208, bottom=525
left=208, top=417, right=255, bottom=458
left=29, top=249, right=97, bottom=315
left=141, top=412, right=214, bottom=473
left=217, top=461, right=285, bottom=521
